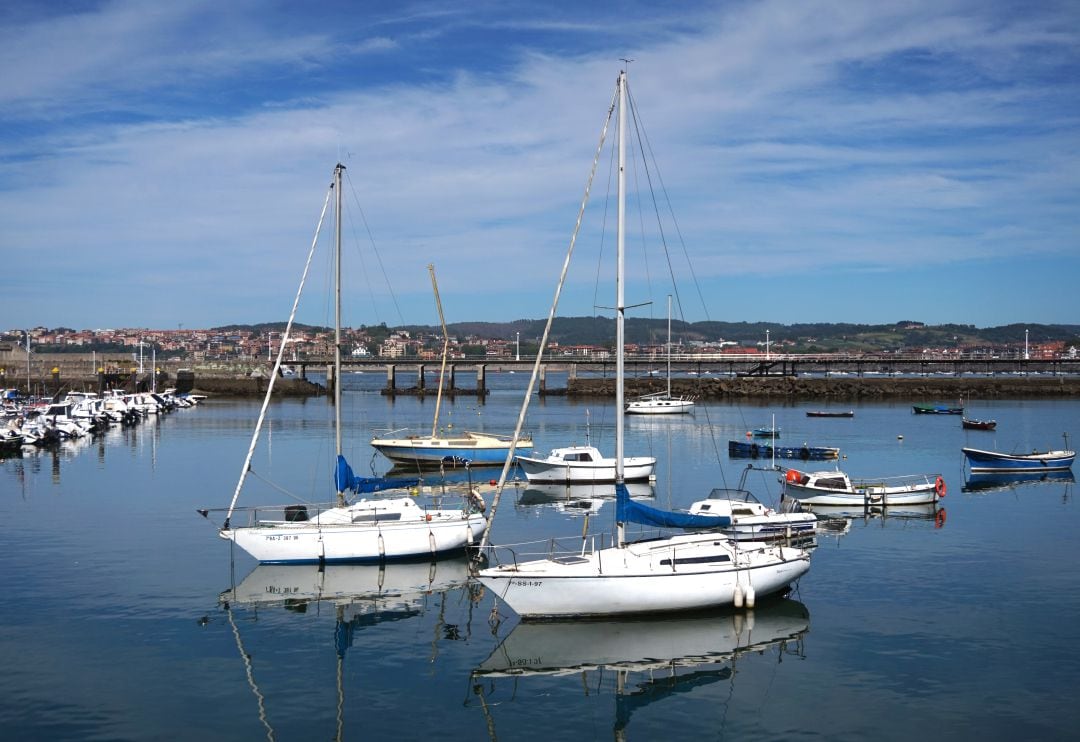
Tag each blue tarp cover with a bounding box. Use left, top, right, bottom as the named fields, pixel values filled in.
left=335, top=455, right=418, bottom=494
left=615, top=482, right=730, bottom=528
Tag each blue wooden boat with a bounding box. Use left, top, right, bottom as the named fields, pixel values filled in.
left=728, top=439, right=839, bottom=460
left=962, top=445, right=1075, bottom=473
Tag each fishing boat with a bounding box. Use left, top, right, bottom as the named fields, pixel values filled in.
left=728, top=439, right=839, bottom=460
left=780, top=467, right=945, bottom=506
left=752, top=427, right=781, bottom=438
left=206, top=164, right=487, bottom=564
left=625, top=295, right=695, bottom=415
left=962, top=438, right=1074, bottom=473
left=371, top=265, right=532, bottom=467
left=476, top=69, right=811, bottom=619
left=962, top=417, right=997, bottom=431
left=913, top=403, right=963, bottom=415
left=806, top=410, right=854, bottom=418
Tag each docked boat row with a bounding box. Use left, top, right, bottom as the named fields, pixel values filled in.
left=1, top=388, right=201, bottom=451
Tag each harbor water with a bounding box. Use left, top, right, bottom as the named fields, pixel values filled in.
left=3, top=372, right=1079, bottom=740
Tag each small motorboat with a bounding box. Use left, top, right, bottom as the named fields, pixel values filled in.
left=781, top=467, right=945, bottom=506
left=962, top=418, right=997, bottom=431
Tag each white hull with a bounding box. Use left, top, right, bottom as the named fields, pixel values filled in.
left=517, top=457, right=656, bottom=483
left=222, top=498, right=487, bottom=563
left=478, top=533, right=810, bottom=618
left=516, top=445, right=656, bottom=483
left=625, top=397, right=694, bottom=415
left=782, top=469, right=941, bottom=506
left=371, top=431, right=530, bottom=465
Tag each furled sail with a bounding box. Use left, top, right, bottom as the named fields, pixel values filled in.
left=335, top=455, right=417, bottom=494
left=615, top=483, right=730, bottom=528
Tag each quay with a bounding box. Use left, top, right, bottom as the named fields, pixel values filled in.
left=3, top=351, right=1079, bottom=399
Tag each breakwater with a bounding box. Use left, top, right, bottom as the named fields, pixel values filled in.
left=573, top=375, right=1080, bottom=400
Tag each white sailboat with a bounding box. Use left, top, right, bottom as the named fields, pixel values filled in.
left=477, top=70, right=811, bottom=618
left=370, top=264, right=533, bottom=467
left=208, top=164, right=487, bottom=564
left=625, top=295, right=695, bottom=415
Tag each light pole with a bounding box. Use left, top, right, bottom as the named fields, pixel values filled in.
left=766, top=329, right=770, bottom=360
left=516, top=331, right=520, bottom=361
left=1024, top=329, right=1029, bottom=360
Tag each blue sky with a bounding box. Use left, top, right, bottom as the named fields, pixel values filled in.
left=2, top=0, right=1078, bottom=332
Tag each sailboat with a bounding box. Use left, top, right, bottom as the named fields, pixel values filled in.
left=207, top=164, right=487, bottom=563
left=370, top=264, right=533, bottom=467
left=625, top=295, right=694, bottom=415
left=476, top=70, right=811, bottom=618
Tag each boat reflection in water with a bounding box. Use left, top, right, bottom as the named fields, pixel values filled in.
left=219, top=557, right=474, bottom=739
left=220, top=556, right=473, bottom=615
left=471, top=598, right=809, bottom=737
left=962, top=470, right=1075, bottom=494
left=515, top=482, right=656, bottom=517
left=803, top=502, right=948, bottom=533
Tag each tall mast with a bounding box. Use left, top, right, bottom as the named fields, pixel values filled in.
left=616, top=69, right=627, bottom=546
left=334, top=162, right=345, bottom=505
left=666, top=294, right=672, bottom=398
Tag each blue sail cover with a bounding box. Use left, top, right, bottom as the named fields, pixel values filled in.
left=615, top=482, right=730, bottom=528
left=335, top=455, right=419, bottom=494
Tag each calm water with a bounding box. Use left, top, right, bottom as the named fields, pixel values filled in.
left=3, top=374, right=1079, bottom=741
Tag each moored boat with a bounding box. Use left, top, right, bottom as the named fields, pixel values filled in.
left=913, top=404, right=963, bottom=415
left=515, top=444, right=656, bottom=483
left=962, top=417, right=997, bottom=431
left=728, top=439, right=839, bottom=460
left=962, top=442, right=1074, bottom=473
left=207, top=164, right=488, bottom=564
left=780, top=467, right=944, bottom=506
left=476, top=69, right=811, bottom=619
left=806, top=410, right=854, bottom=418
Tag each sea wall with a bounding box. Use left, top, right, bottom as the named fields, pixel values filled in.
left=570, top=375, right=1080, bottom=400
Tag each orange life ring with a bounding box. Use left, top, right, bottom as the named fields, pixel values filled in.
left=935, top=476, right=946, bottom=498
left=935, top=508, right=947, bottom=528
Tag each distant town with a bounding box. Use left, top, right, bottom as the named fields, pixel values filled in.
left=2, top=319, right=1077, bottom=365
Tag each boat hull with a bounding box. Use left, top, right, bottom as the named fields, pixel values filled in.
left=625, top=397, right=694, bottom=415
left=222, top=511, right=487, bottom=564
left=961, top=447, right=1075, bottom=473
left=782, top=485, right=938, bottom=506
left=478, top=538, right=810, bottom=618
left=370, top=432, right=529, bottom=466
left=728, top=440, right=839, bottom=460
left=516, top=455, right=656, bottom=483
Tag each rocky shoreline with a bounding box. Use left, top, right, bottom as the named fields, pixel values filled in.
left=573, top=375, right=1080, bottom=400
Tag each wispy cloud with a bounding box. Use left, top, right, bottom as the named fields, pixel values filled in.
left=1, top=0, right=1078, bottom=329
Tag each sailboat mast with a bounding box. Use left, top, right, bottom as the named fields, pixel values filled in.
left=334, top=163, right=345, bottom=505
left=666, top=294, right=672, bottom=398
left=428, top=264, right=450, bottom=438
left=616, top=69, right=627, bottom=546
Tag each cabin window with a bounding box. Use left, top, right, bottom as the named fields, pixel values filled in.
left=819, top=477, right=847, bottom=490
left=660, top=554, right=731, bottom=566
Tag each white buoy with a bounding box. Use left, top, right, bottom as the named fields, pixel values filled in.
left=745, top=583, right=756, bottom=609
left=733, top=584, right=744, bottom=608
